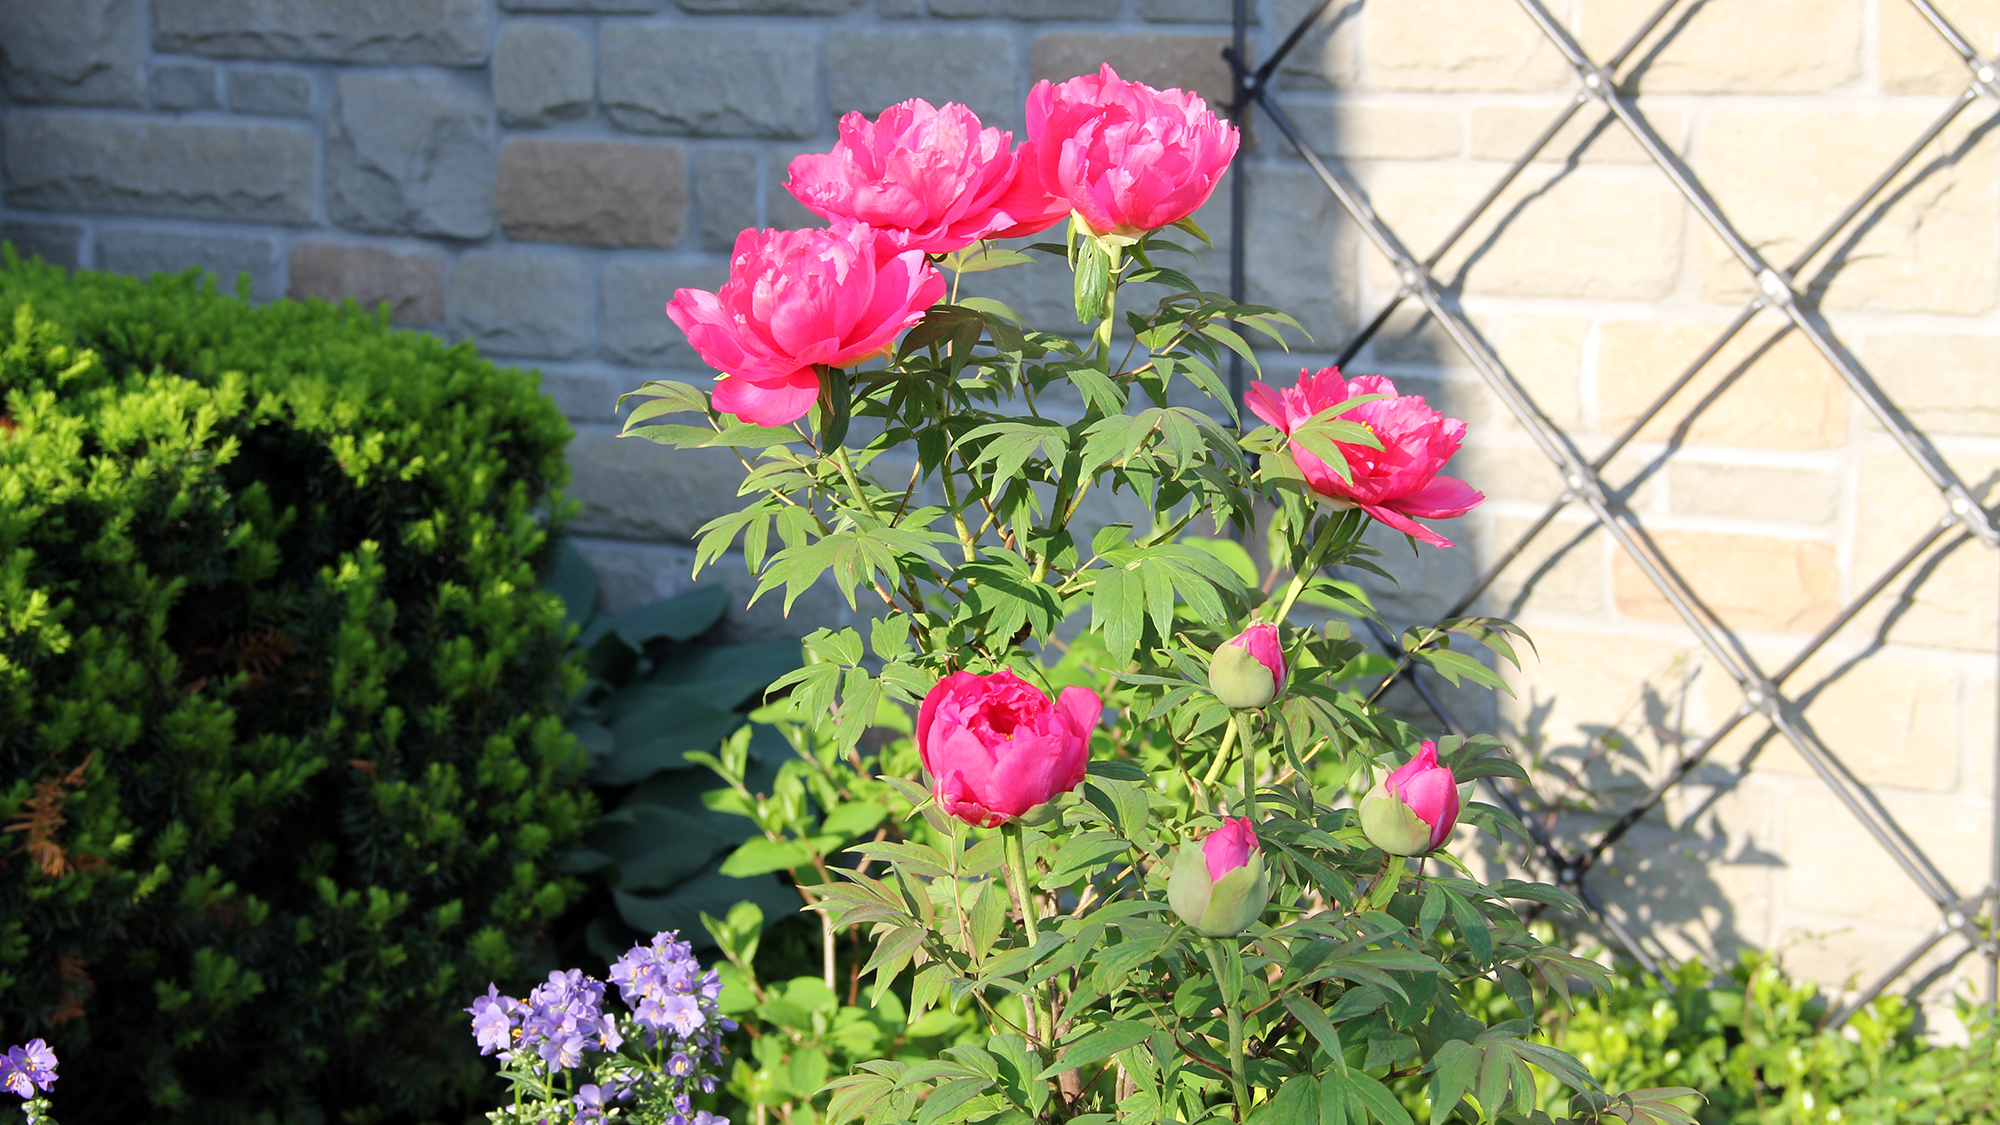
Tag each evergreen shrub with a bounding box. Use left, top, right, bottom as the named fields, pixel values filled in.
left=0, top=254, right=591, bottom=1124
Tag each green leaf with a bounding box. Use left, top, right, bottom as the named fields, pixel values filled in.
left=944, top=247, right=1036, bottom=274
left=1331, top=1071, right=1412, bottom=1125
left=1250, top=1075, right=1319, bottom=1125
left=1090, top=565, right=1144, bottom=666
left=1510, top=1041, right=1601, bottom=1095
left=1280, top=994, right=1348, bottom=1073
left=1427, top=1040, right=1478, bottom=1125
left=720, top=837, right=815, bottom=877
left=1075, top=236, right=1112, bottom=323
left=1036, top=1022, right=1154, bottom=1078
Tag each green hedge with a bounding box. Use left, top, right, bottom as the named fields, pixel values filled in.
left=0, top=253, right=591, bottom=1123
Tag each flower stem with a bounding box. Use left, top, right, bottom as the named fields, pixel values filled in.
left=1001, top=820, right=1049, bottom=1050
left=1204, top=938, right=1253, bottom=1122
left=1199, top=713, right=1241, bottom=787
left=830, top=443, right=870, bottom=517
left=1270, top=512, right=1347, bottom=625
left=1233, top=709, right=1259, bottom=823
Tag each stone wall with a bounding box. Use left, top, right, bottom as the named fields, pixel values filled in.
left=3, top=0, right=1998, bottom=1017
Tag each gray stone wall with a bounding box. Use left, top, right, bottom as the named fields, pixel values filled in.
left=0, top=0, right=1244, bottom=641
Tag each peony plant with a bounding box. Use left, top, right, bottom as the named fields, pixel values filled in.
left=624, top=64, right=1696, bottom=1125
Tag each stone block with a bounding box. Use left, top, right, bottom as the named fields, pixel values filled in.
left=498, top=140, right=687, bottom=249
left=1856, top=333, right=2000, bottom=438
left=1243, top=165, right=1354, bottom=346
left=1370, top=310, right=1586, bottom=434
left=602, top=23, right=819, bottom=139
left=830, top=29, right=1020, bottom=131
left=1694, top=108, right=1998, bottom=316
left=154, top=0, right=491, bottom=65
left=1139, top=0, right=1243, bottom=21
left=1577, top=0, right=1862, bottom=93
left=1364, top=0, right=1570, bottom=92
left=1584, top=784, right=1780, bottom=962
left=1708, top=646, right=1963, bottom=793
left=1479, top=514, right=1605, bottom=618
left=927, top=0, right=1119, bottom=16
left=446, top=250, right=593, bottom=359
left=1880, top=0, right=1999, bottom=96
left=1775, top=912, right=1976, bottom=1008
left=1494, top=627, right=1701, bottom=780
left=678, top=0, right=861, bottom=10
left=1280, top=102, right=1463, bottom=161
left=1030, top=33, right=1232, bottom=113
left=569, top=536, right=851, bottom=645
left=1612, top=530, right=1839, bottom=634
left=227, top=68, right=312, bottom=117
left=0, top=0, right=144, bottom=106
left=1849, top=450, right=2000, bottom=654
left=600, top=256, right=730, bottom=369
left=1446, top=441, right=1568, bottom=507
left=326, top=71, right=495, bottom=240
left=1362, top=164, right=1684, bottom=300
left=1668, top=462, right=1838, bottom=526
left=1595, top=317, right=1848, bottom=450
left=495, top=22, right=593, bottom=128
left=149, top=63, right=219, bottom=110
left=96, top=228, right=280, bottom=300
left=1274, top=0, right=1362, bottom=90
left=1780, top=787, right=1989, bottom=919
left=567, top=429, right=749, bottom=542
left=287, top=241, right=447, bottom=324
left=1468, top=104, right=1686, bottom=165
left=0, top=221, right=85, bottom=268
left=766, top=149, right=829, bottom=232
left=3, top=110, right=315, bottom=223
left=503, top=0, right=658, bottom=10
left=692, top=147, right=759, bottom=254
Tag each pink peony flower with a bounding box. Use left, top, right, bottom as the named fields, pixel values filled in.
left=1011, top=64, right=1240, bottom=239
left=785, top=99, right=1041, bottom=257
left=664, top=218, right=945, bottom=427
left=1245, top=368, right=1484, bottom=548
left=1358, top=742, right=1461, bottom=856
left=916, top=670, right=1102, bottom=828
left=1202, top=816, right=1259, bottom=881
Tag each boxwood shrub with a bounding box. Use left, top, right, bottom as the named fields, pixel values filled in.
left=0, top=253, right=591, bottom=1124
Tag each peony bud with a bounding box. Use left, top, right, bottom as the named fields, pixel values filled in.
left=1357, top=742, right=1460, bottom=856
left=1209, top=623, right=1285, bottom=710
left=1168, top=818, right=1270, bottom=937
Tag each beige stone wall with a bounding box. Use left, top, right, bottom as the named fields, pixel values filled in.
left=1269, top=0, right=2000, bottom=1022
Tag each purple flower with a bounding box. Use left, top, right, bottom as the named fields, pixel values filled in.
left=0, top=1041, right=55, bottom=1098
left=658, top=994, right=706, bottom=1036
left=574, top=1084, right=614, bottom=1124
left=466, top=985, right=521, bottom=1056
left=668, top=1052, right=694, bottom=1079
left=693, top=1112, right=729, bottom=1125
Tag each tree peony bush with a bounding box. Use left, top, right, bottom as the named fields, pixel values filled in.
left=616, top=65, right=1694, bottom=1125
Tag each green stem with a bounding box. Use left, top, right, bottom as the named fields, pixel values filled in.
left=1204, top=939, right=1253, bottom=1122
left=1001, top=821, right=1049, bottom=1049
left=830, top=444, right=870, bottom=517
left=1270, top=512, right=1347, bottom=625
left=1233, top=710, right=1259, bottom=824
left=1199, top=714, right=1241, bottom=787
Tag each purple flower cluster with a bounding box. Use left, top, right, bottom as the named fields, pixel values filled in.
left=0, top=1040, right=55, bottom=1100
left=467, top=970, right=624, bottom=1072
left=467, top=930, right=733, bottom=1125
